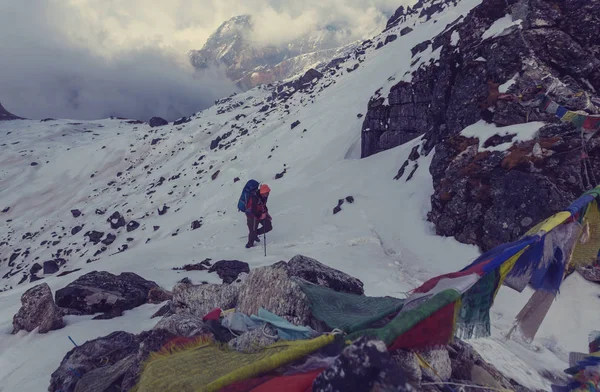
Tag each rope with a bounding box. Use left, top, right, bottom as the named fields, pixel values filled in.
left=421, top=381, right=512, bottom=391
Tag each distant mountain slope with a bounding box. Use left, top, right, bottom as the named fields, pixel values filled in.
left=188, top=15, right=360, bottom=89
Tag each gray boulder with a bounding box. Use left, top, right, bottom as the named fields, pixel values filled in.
left=171, top=280, right=240, bottom=317
left=228, top=324, right=279, bottom=353
left=48, top=329, right=174, bottom=392
left=55, top=271, right=159, bottom=319
left=237, top=254, right=364, bottom=328
left=12, top=283, right=64, bottom=334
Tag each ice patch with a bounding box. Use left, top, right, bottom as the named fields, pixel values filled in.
left=482, top=14, right=523, bottom=41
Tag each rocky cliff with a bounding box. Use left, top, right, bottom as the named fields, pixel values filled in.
left=361, top=0, right=600, bottom=251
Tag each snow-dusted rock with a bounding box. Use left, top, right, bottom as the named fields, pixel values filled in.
left=48, top=329, right=174, bottom=392
left=149, top=117, right=168, bottom=127
left=12, top=283, right=64, bottom=334
left=171, top=281, right=240, bottom=317
left=55, top=271, right=158, bottom=319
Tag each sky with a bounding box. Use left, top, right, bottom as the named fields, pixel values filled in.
left=0, top=0, right=408, bottom=121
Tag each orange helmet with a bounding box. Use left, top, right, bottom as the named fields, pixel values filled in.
left=260, top=184, right=271, bottom=195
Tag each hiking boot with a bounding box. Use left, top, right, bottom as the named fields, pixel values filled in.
left=245, top=242, right=254, bottom=249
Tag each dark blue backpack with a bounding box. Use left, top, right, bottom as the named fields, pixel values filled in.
left=238, top=179, right=259, bottom=212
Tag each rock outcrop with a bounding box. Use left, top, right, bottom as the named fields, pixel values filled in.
left=361, top=0, right=600, bottom=251
left=48, top=329, right=175, bottom=392
left=55, top=271, right=159, bottom=319
left=12, top=283, right=64, bottom=334
left=0, top=102, right=23, bottom=121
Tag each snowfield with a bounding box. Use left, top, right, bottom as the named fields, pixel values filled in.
left=1, top=0, right=599, bottom=390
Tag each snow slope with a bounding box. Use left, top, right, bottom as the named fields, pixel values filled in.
left=1, top=0, right=599, bottom=390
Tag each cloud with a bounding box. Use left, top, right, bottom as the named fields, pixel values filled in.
left=0, top=0, right=412, bottom=121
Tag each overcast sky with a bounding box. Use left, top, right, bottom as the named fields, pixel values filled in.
left=0, top=0, right=407, bottom=121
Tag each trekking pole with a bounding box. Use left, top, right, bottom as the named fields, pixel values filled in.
left=264, top=231, right=267, bottom=257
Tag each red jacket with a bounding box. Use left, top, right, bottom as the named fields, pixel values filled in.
left=246, top=192, right=268, bottom=219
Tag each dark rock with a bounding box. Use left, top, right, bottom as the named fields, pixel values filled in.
left=406, top=163, right=419, bottom=181
left=211, top=170, right=220, bottom=180
left=178, top=263, right=209, bottom=272
left=153, top=226, right=160, bottom=231
left=376, top=41, right=384, bottom=49
left=48, top=329, right=175, bottom=392
left=12, top=283, right=64, bottom=334
left=30, top=162, right=38, bottom=166
left=208, top=260, right=250, bottom=284
left=30, top=274, right=44, bottom=283
left=173, top=116, right=191, bottom=125
left=210, top=136, right=221, bottom=150
left=357, top=113, right=363, bottom=118
left=333, top=205, right=342, bottom=215
left=70, top=209, right=82, bottom=218
left=1, top=206, right=9, bottom=213
left=191, top=220, right=202, bottom=230
left=408, top=145, right=421, bottom=161
left=55, top=271, right=159, bottom=318
left=93, top=308, right=123, bottom=320
left=43, top=260, right=60, bottom=274
left=385, top=34, right=398, bottom=45
left=299, top=68, right=323, bottom=87
left=57, top=268, right=81, bottom=277
left=150, top=138, right=161, bottom=145
left=107, top=211, right=126, bottom=229
left=291, top=120, right=301, bottom=129
left=234, top=177, right=240, bottom=183
left=85, top=231, right=104, bottom=245
left=314, top=337, right=412, bottom=392
left=286, top=254, right=364, bottom=295
left=400, top=27, right=414, bottom=36
left=346, top=63, right=360, bottom=72
left=71, top=225, right=83, bottom=235
left=345, top=196, right=355, bottom=204
left=30, top=263, right=42, bottom=274
left=149, top=117, right=168, bottom=127
left=95, top=209, right=106, bottom=215
left=126, top=221, right=140, bottom=232
left=259, top=105, right=269, bottom=113
left=274, top=168, right=286, bottom=179
left=101, top=233, right=117, bottom=246
left=9, top=252, right=20, bottom=266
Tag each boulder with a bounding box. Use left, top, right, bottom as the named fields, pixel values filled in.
left=286, top=255, right=364, bottom=295
left=153, top=313, right=206, bottom=337
left=191, top=220, right=202, bottom=230
left=30, top=263, right=42, bottom=274
left=291, top=120, right=301, bottom=129
left=126, top=221, right=140, bottom=232
left=12, top=283, right=64, bottom=334
left=55, top=271, right=159, bottom=318
left=236, top=255, right=363, bottom=328
left=149, top=117, right=168, bottom=127
left=173, top=116, right=191, bottom=126
left=71, top=209, right=82, bottom=218
left=171, top=280, right=240, bottom=317
left=43, top=260, right=60, bottom=274
left=71, top=225, right=83, bottom=235
left=107, top=211, right=126, bottom=230
left=313, top=337, right=413, bottom=392
left=101, top=233, right=116, bottom=246
left=48, top=329, right=174, bottom=392
left=208, top=260, right=250, bottom=284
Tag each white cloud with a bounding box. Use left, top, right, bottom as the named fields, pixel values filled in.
left=0, top=0, right=413, bottom=120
